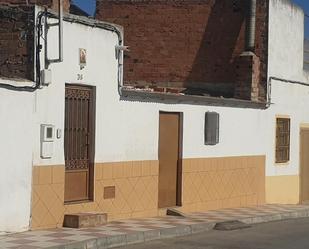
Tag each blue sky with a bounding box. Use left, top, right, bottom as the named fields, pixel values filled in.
left=72, top=0, right=96, bottom=16
left=73, top=0, right=309, bottom=37
left=293, top=0, right=309, bottom=37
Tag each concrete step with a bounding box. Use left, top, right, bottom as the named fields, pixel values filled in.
left=63, top=212, right=107, bottom=228
left=167, top=207, right=187, bottom=217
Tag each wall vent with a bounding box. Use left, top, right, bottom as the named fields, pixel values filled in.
left=205, top=112, right=220, bottom=145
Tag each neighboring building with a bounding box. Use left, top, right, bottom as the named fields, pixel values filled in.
left=0, top=0, right=308, bottom=234
left=96, top=0, right=269, bottom=102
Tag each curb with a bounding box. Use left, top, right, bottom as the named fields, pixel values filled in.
left=49, top=209, right=309, bottom=249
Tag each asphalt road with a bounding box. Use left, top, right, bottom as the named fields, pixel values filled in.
left=117, top=217, right=309, bottom=249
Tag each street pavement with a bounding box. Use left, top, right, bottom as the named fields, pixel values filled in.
left=116, top=217, right=309, bottom=249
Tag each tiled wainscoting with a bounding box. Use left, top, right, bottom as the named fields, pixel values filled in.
left=31, top=156, right=265, bottom=230
left=180, top=156, right=266, bottom=212
left=31, top=161, right=159, bottom=230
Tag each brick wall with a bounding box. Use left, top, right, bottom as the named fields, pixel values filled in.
left=97, top=0, right=269, bottom=101
left=255, top=0, right=269, bottom=101
left=0, top=0, right=70, bottom=12
left=0, top=5, right=35, bottom=80
left=0, top=0, right=70, bottom=81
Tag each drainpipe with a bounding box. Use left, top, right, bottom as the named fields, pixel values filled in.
left=245, top=0, right=257, bottom=52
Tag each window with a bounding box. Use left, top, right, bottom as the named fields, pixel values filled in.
left=275, top=118, right=290, bottom=163
left=205, top=112, right=219, bottom=145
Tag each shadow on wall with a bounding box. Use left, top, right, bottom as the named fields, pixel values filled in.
left=97, top=0, right=248, bottom=98
left=184, top=0, right=246, bottom=98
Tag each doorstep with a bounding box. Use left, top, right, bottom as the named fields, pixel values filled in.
left=1, top=204, right=309, bottom=249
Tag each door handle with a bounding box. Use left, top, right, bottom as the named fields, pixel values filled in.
left=85, top=133, right=90, bottom=146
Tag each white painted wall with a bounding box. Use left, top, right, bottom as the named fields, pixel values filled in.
left=32, top=14, right=267, bottom=168
left=37, top=17, right=269, bottom=166
left=1, top=0, right=309, bottom=233
left=266, top=0, right=309, bottom=177
left=0, top=89, right=33, bottom=233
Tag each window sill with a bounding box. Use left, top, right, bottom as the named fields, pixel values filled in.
left=275, top=161, right=290, bottom=166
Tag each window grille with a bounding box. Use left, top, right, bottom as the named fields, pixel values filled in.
left=275, top=118, right=290, bottom=163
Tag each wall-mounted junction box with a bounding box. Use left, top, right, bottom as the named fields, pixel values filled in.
left=40, top=124, right=55, bottom=159
left=40, top=69, right=52, bottom=86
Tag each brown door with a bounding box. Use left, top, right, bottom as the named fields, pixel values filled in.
left=64, top=85, right=95, bottom=202
left=300, top=128, right=309, bottom=203
left=158, top=112, right=183, bottom=208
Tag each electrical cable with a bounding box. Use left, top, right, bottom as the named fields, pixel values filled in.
left=0, top=10, right=45, bottom=91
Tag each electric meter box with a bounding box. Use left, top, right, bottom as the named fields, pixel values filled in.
left=40, top=124, right=55, bottom=159
left=40, top=69, right=52, bottom=86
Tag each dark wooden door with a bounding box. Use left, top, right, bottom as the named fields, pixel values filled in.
left=64, top=85, right=95, bottom=203
left=158, top=112, right=183, bottom=208
left=300, top=128, right=309, bottom=203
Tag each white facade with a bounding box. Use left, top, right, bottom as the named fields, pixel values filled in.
left=266, top=0, right=309, bottom=177
left=0, top=0, right=308, bottom=233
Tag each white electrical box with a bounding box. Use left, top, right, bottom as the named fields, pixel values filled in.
left=40, top=69, right=52, bottom=86
left=40, top=124, right=55, bottom=159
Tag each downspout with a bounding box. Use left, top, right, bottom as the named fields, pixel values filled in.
left=117, top=38, right=124, bottom=96
left=245, top=0, right=257, bottom=52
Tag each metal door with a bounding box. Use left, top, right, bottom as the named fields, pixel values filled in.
left=300, top=128, right=309, bottom=203
left=64, top=85, right=95, bottom=202
left=158, top=112, right=183, bottom=208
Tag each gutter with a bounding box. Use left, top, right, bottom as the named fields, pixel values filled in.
left=267, top=76, right=309, bottom=107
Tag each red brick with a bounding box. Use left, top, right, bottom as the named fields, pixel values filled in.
left=0, top=0, right=70, bottom=12
left=0, top=5, right=35, bottom=80
left=96, top=0, right=269, bottom=101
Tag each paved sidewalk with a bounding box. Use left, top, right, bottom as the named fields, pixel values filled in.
left=1, top=204, right=309, bottom=249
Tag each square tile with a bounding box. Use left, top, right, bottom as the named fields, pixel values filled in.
left=43, top=232, right=73, bottom=238
left=7, top=239, right=36, bottom=244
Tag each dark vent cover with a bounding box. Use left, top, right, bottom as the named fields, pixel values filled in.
left=205, top=112, right=220, bottom=145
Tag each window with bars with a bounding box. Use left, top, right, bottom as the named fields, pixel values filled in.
left=275, top=118, right=290, bottom=163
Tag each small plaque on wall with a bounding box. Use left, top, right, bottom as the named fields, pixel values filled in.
left=79, top=48, right=87, bottom=68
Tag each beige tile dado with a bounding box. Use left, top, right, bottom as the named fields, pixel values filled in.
left=31, top=156, right=265, bottom=230
left=180, top=156, right=265, bottom=213
left=31, top=160, right=159, bottom=230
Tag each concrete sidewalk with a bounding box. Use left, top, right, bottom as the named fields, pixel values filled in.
left=1, top=204, right=309, bottom=249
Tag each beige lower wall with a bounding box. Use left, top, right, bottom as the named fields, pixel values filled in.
left=266, top=175, right=300, bottom=204
left=31, top=155, right=266, bottom=230
left=180, top=156, right=266, bottom=212
left=31, top=161, right=159, bottom=230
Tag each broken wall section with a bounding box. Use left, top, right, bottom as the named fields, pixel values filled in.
left=97, top=0, right=269, bottom=102
left=0, top=5, right=35, bottom=81
left=1, top=0, right=70, bottom=12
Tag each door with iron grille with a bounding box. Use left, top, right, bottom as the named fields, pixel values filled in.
left=64, top=85, right=95, bottom=202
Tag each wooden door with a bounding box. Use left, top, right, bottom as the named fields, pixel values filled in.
left=64, top=85, right=95, bottom=203
left=300, top=128, right=309, bottom=203
left=158, top=112, right=183, bottom=208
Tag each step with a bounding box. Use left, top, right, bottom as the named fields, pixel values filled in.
left=63, top=212, right=107, bottom=228
left=167, top=207, right=187, bottom=217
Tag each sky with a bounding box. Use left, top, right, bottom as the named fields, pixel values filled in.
left=73, top=0, right=309, bottom=37
left=72, top=0, right=96, bottom=16
left=293, top=0, right=309, bottom=37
